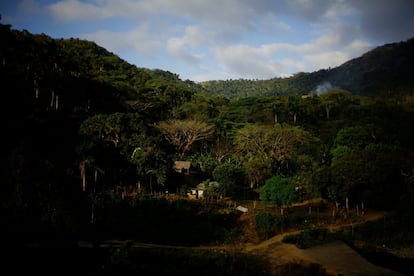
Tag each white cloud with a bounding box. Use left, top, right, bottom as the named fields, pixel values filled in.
left=81, top=24, right=162, bottom=55
left=211, top=32, right=374, bottom=81
left=214, top=44, right=285, bottom=79
left=48, top=0, right=106, bottom=21
left=166, top=25, right=206, bottom=66
left=10, top=0, right=413, bottom=81
left=167, top=37, right=204, bottom=66
left=303, top=51, right=349, bottom=70
left=344, top=39, right=373, bottom=57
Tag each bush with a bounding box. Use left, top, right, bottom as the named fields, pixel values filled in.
left=282, top=225, right=329, bottom=249
left=255, top=212, right=283, bottom=240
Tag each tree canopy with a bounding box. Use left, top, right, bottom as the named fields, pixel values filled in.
left=2, top=22, right=414, bottom=246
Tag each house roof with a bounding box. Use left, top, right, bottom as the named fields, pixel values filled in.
left=173, top=161, right=192, bottom=172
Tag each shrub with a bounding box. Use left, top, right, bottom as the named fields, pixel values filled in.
left=255, top=212, right=283, bottom=240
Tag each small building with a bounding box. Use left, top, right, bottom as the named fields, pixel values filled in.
left=173, top=161, right=192, bottom=175
left=187, top=187, right=204, bottom=199
left=187, top=181, right=220, bottom=200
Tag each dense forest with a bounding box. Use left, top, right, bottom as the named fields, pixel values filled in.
left=1, top=23, right=414, bottom=274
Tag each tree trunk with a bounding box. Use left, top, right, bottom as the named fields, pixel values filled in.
left=80, top=161, right=86, bottom=192
left=34, top=79, right=39, bottom=99
left=325, top=105, right=331, bottom=121
left=50, top=90, right=55, bottom=109
left=361, top=201, right=365, bottom=216
left=91, top=168, right=97, bottom=224
left=346, top=196, right=349, bottom=214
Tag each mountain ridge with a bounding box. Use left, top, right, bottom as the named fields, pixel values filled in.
left=2, top=22, right=414, bottom=102
left=201, top=37, right=414, bottom=98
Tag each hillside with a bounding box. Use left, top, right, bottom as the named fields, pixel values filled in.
left=327, top=37, right=414, bottom=95
left=0, top=23, right=204, bottom=237
left=0, top=23, right=201, bottom=118
left=201, top=37, right=414, bottom=98
left=1, top=23, right=414, bottom=275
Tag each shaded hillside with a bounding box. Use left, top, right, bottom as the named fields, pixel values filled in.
left=327, top=37, right=414, bottom=96
left=202, top=37, right=414, bottom=98
left=0, top=23, right=201, bottom=118
left=1, top=23, right=414, bottom=257
left=0, top=23, right=201, bottom=236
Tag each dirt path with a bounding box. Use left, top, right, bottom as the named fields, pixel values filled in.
left=244, top=209, right=386, bottom=252
left=79, top=210, right=404, bottom=275
left=241, top=210, right=404, bottom=275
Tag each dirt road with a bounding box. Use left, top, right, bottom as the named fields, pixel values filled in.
left=78, top=210, right=405, bottom=275
left=241, top=210, right=405, bottom=275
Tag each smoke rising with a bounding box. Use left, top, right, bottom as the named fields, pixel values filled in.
left=315, top=81, right=336, bottom=95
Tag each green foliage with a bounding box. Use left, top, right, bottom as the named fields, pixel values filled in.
left=330, top=145, right=352, bottom=162
left=102, top=246, right=270, bottom=275
left=235, top=124, right=313, bottom=161
left=190, top=152, right=218, bottom=177
left=79, top=112, right=170, bottom=189
left=156, top=118, right=214, bottom=158
left=323, top=143, right=403, bottom=208
left=200, top=71, right=327, bottom=99
left=259, top=176, right=299, bottom=207
left=2, top=22, right=414, bottom=252
left=332, top=125, right=371, bottom=150
left=282, top=226, right=330, bottom=249
left=212, top=159, right=246, bottom=197
left=91, top=197, right=242, bottom=245
left=255, top=212, right=283, bottom=240
left=244, top=156, right=273, bottom=189
left=202, top=38, right=414, bottom=99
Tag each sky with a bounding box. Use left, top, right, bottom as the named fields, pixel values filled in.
left=2, top=0, right=414, bottom=82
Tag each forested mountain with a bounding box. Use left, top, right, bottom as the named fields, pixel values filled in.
left=1, top=23, right=414, bottom=272
left=0, top=23, right=202, bottom=116
left=0, top=23, right=204, bottom=241
left=202, top=37, right=414, bottom=99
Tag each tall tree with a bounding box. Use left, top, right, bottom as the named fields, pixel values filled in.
left=319, top=89, right=352, bottom=121
left=288, top=95, right=304, bottom=124
left=271, top=97, right=287, bottom=124
left=212, top=159, right=246, bottom=197
left=260, top=175, right=299, bottom=215
left=234, top=124, right=312, bottom=164
left=234, top=123, right=313, bottom=188
left=156, top=119, right=213, bottom=158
